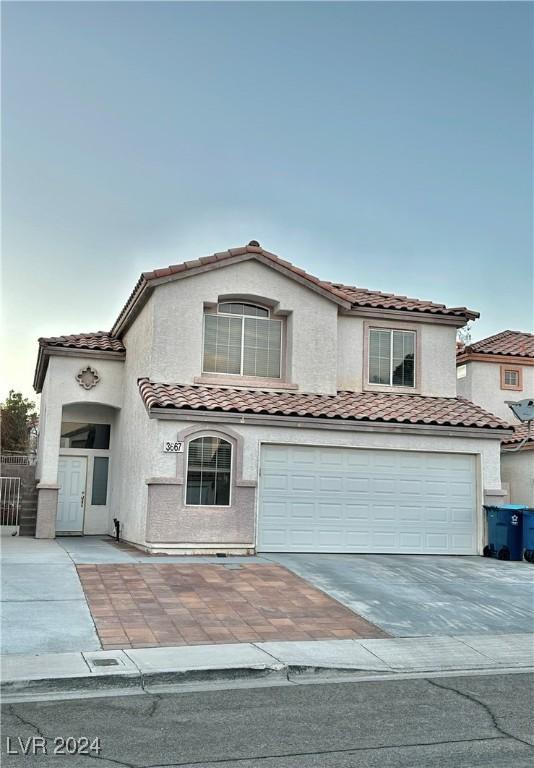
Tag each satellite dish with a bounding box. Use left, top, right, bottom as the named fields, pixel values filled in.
left=506, top=399, right=534, bottom=423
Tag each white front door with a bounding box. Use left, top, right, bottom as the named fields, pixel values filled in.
left=258, top=445, right=477, bottom=554
left=57, top=457, right=87, bottom=533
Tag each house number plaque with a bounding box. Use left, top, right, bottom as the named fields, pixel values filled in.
left=162, top=441, right=184, bottom=453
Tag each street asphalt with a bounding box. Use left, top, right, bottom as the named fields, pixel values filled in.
left=2, top=672, right=533, bottom=767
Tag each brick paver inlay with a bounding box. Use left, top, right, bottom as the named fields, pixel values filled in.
left=76, top=563, right=387, bottom=649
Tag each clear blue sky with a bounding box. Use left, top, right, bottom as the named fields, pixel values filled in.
left=2, top=1, right=532, bottom=401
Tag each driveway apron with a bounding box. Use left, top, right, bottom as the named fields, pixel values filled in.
left=265, top=553, right=534, bottom=636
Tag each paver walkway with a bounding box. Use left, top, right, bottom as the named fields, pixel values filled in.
left=76, top=563, right=387, bottom=649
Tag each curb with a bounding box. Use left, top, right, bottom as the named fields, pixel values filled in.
left=3, top=633, right=533, bottom=700
left=5, top=661, right=534, bottom=700
left=1, top=665, right=286, bottom=699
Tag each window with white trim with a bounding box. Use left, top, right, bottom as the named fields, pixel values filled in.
left=186, top=436, right=232, bottom=506
left=203, top=303, right=282, bottom=378
left=369, top=329, right=416, bottom=387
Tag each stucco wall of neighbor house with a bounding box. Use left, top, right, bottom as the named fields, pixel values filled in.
left=457, top=360, right=534, bottom=422
left=143, top=416, right=502, bottom=553
left=337, top=316, right=458, bottom=396
left=150, top=259, right=340, bottom=394
left=501, top=451, right=534, bottom=506
left=111, top=297, right=159, bottom=545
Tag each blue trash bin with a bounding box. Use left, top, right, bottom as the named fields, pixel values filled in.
left=522, top=510, right=534, bottom=563
left=483, top=505, right=527, bottom=561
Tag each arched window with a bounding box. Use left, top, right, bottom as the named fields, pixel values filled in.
left=186, top=436, right=232, bottom=506
left=203, top=302, right=282, bottom=378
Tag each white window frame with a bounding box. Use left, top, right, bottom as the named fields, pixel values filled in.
left=202, top=303, right=283, bottom=378
left=368, top=328, right=416, bottom=388
left=184, top=435, right=233, bottom=507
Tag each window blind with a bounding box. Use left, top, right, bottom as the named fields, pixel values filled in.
left=203, top=314, right=281, bottom=378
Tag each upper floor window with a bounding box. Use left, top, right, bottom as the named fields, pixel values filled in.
left=203, top=303, right=282, bottom=378
left=186, top=436, right=232, bottom=506
left=500, top=365, right=522, bottom=391
left=369, top=329, right=415, bottom=388
left=457, top=364, right=467, bottom=379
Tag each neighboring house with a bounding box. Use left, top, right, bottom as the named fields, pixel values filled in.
left=33, top=242, right=510, bottom=555
left=457, top=330, right=534, bottom=506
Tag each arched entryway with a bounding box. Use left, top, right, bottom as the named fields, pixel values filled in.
left=57, top=402, right=119, bottom=535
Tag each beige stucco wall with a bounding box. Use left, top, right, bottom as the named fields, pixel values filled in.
left=36, top=355, right=124, bottom=486
left=143, top=416, right=503, bottom=553
left=501, top=451, right=534, bottom=506
left=148, top=259, right=460, bottom=397
left=111, top=297, right=158, bottom=544
left=338, top=316, right=457, bottom=396
left=34, top=354, right=124, bottom=538
left=457, top=360, right=534, bottom=422
left=151, top=260, right=340, bottom=395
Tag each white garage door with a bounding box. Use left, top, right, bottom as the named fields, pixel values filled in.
left=258, top=445, right=477, bottom=554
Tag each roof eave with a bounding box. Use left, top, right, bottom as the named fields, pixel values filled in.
left=33, top=345, right=126, bottom=393
left=346, top=306, right=478, bottom=326
left=111, top=251, right=353, bottom=337
left=457, top=351, right=534, bottom=365
left=144, top=404, right=510, bottom=437
left=33, top=345, right=47, bottom=393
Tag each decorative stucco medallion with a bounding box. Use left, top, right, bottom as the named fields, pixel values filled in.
left=76, top=366, right=100, bottom=390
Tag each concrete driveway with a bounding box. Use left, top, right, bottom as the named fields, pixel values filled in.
left=265, top=553, right=534, bottom=637
left=0, top=537, right=100, bottom=655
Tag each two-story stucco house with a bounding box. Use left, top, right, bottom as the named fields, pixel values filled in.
left=456, top=330, right=534, bottom=506
left=33, top=242, right=510, bottom=555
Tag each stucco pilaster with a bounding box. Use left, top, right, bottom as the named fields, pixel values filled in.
left=35, top=484, right=60, bottom=538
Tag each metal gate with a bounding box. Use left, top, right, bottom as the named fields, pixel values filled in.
left=1, top=477, right=21, bottom=534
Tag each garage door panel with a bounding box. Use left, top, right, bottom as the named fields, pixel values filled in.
left=399, top=506, right=423, bottom=522
left=345, top=504, right=371, bottom=520
left=291, top=475, right=316, bottom=492
left=426, top=506, right=449, bottom=523
left=373, top=479, right=397, bottom=494
left=345, top=477, right=370, bottom=493
left=258, top=445, right=477, bottom=554
left=319, top=476, right=343, bottom=492
left=346, top=452, right=371, bottom=469
left=373, top=505, right=396, bottom=521
left=451, top=507, right=474, bottom=523
left=291, top=502, right=315, bottom=519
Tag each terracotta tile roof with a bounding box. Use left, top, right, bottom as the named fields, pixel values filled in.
left=34, top=333, right=126, bottom=393
left=138, top=379, right=509, bottom=431
left=502, top=422, right=534, bottom=446
left=327, top=283, right=475, bottom=319
left=460, top=330, right=534, bottom=359
left=38, top=332, right=125, bottom=353
left=112, top=243, right=478, bottom=335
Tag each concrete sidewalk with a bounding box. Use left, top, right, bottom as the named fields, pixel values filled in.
left=0, top=537, right=100, bottom=655
left=2, top=632, right=533, bottom=700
